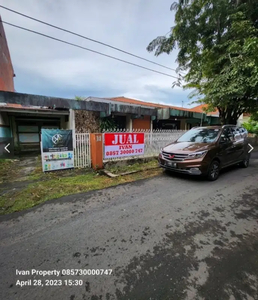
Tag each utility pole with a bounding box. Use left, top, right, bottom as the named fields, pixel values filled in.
left=200, top=112, right=203, bottom=126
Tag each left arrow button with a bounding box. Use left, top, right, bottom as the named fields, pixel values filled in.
left=4, top=143, right=10, bottom=153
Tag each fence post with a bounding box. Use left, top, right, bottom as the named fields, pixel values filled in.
left=90, top=133, right=103, bottom=170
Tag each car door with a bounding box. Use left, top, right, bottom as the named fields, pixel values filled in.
left=231, top=126, right=245, bottom=162
left=218, top=127, right=236, bottom=167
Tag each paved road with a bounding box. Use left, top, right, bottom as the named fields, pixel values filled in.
left=1, top=154, right=258, bottom=300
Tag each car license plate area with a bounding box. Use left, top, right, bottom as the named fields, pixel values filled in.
left=166, top=161, right=177, bottom=168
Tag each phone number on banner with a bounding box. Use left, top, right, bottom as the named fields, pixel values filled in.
left=106, top=148, right=143, bottom=156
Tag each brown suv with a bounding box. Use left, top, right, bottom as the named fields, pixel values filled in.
left=158, top=125, right=250, bottom=181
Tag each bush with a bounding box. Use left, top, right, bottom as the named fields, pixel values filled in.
left=243, top=121, right=258, bottom=135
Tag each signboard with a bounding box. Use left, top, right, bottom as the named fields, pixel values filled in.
left=104, top=133, right=144, bottom=159
left=41, top=129, right=74, bottom=172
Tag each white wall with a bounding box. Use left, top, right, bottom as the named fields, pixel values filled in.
left=237, top=114, right=244, bottom=126
left=126, top=115, right=132, bottom=131
left=60, top=110, right=75, bottom=130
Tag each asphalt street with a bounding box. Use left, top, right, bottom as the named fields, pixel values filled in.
left=0, top=153, right=258, bottom=300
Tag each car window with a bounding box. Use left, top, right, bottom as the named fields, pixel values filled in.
left=231, top=127, right=242, bottom=141
left=220, top=127, right=233, bottom=142
left=177, top=128, right=220, bottom=143
left=239, top=127, right=248, bottom=138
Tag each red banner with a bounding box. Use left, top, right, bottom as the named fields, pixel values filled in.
left=104, top=133, right=145, bottom=158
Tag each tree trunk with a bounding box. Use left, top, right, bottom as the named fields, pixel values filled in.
left=219, top=108, right=241, bottom=125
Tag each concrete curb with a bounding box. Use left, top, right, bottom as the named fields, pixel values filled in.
left=102, top=166, right=160, bottom=178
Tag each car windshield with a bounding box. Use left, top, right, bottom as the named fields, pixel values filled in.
left=177, top=128, right=220, bottom=143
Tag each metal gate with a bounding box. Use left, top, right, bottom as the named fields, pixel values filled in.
left=74, top=133, right=91, bottom=168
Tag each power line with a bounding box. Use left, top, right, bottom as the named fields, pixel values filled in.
left=1, top=20, right=179, bottom=79
left=0, top=5, right=178, bottom=73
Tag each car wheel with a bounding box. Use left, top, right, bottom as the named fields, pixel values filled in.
left=240, top=153, right=250, bottom=168
left=207, top=160, right=220, bottom=181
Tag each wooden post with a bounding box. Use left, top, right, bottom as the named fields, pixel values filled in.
left=90, top=133, right=103, bottom=170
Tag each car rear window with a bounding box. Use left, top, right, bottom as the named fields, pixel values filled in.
left=177, top=128, right=220, bottom=143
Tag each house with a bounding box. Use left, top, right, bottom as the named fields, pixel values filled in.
left=105, top=97, right=221, bottom=130
left=0, top=91, right=225, bottom=154
left=82, top=96, right=158, bottom=132
left=0, top=91, right=156, bottom=154
left=189, top=104, right=220, bottom=126
left=0, top=102, right=71, bottom=153
left=0, top=14, right=221, bottom=155
left=190, top=104, right=250, bottom=127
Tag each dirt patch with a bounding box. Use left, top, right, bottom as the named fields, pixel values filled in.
left=0, top=156, right=38, bottom=184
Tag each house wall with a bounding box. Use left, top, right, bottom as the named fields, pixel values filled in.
left=126, top=115, right=132, bottom=131
left=237, top=114, right=250, bottom=126
left=180, top=119, right=187, bottom=130
left=60, top=115, right=72, bottom=130
left=69, top=109, right=75, bottom=130
left=74, top=110, right=100, bottom=133
left=0, top=16, right=15, bottom=92
left=132, top=115, right=151, bottom=130
left=10, top=116, right=17, bottom=145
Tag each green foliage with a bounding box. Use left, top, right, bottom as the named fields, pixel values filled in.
left=147, top=0, right=258, bottom=124
left=106, top=159, right=158, bottom=175
left=243, top=121, right=258, bottom=135
left=75, top=96, right=84, bottom=100
left=250, top=111, right=258, bottom=122
left=243, top=112, right=258, bottom=135
left=99, top=117, right=117, bottom=132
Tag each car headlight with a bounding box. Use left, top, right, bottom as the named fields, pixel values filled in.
left=186, top=150, right=207, bottom=160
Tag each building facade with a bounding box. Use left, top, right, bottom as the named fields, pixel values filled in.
left=0, top=15, right=15, bottom=92
left=0, top=15, right=15, bottom=142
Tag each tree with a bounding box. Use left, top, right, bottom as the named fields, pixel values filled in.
left=147, top=0, right=258, bottom=124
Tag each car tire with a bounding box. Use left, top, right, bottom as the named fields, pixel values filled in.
left=240, top=153, right=250, bottom=168
left=207, top=160, right=220, bottom=181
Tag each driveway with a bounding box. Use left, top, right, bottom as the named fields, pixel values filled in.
left=0, top=154, right=258, bottom=300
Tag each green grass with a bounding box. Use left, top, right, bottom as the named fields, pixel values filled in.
left=0, top=159, right=20, bottom=183
left=0, top=158, right=12, bottom=171
left=0, top=168, right=162, bottom=215
left=106, top=159, right=159, bottom=174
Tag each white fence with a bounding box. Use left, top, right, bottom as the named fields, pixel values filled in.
left=103, top=129, right=187, bottom=162
left=74, top=133, right=91, bottom=168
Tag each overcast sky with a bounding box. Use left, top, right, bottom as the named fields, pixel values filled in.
left=0, top=0, right=195, bottom=108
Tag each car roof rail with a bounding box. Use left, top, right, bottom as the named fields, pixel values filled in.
left=222, top=124, right=237, bottom=128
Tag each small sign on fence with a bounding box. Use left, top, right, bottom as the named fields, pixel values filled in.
left=41, top=129, right=74, bottom=172
left=104, top=133, right=145, bottom=158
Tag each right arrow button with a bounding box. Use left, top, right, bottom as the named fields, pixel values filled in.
left=248, top=143, right=254, bottom=153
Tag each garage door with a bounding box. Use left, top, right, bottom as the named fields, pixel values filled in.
left=17, top=123, right=60, bottom=152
